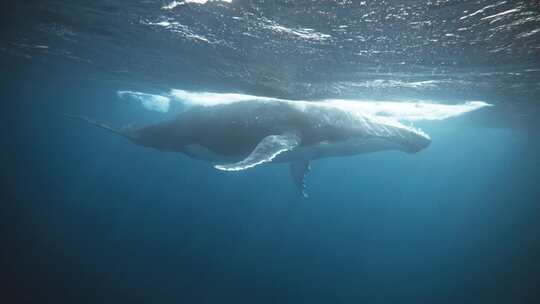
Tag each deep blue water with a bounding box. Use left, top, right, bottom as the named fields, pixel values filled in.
left=2, top=1, right=540, bottom=303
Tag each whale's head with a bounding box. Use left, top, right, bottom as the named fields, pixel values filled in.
left=358, top=115, right=431, bottom=154
left=397, top=127, right=431, bottom=153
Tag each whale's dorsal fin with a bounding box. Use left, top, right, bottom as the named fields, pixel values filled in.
left=290, top=160, right=311, bottom=198
left=215, top=132, right=300, bottom=171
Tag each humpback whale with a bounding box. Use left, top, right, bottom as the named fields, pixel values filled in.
left=68, top=98, right=434, bottom=196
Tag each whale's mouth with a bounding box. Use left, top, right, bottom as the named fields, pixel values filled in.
left=403, top=135, right=432, bottom=154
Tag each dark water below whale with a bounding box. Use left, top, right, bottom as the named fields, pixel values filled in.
left=2, top=1, right=540, bottom=303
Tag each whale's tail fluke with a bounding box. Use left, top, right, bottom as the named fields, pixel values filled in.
left=63, top=114, right=135, bottom=140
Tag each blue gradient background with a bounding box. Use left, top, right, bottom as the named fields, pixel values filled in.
left=2, top=58, right=540, bottom=303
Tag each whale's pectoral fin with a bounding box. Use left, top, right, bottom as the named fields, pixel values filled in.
left=215, top=132, right=300, bottom=171
left=290, top=160, right=311, bottom=198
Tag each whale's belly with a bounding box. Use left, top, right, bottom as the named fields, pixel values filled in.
left=183, top=137, right=404, bottom=165
left=183, top=144, right=240, bottom=162
left=276, top=137, right=405, bottom=162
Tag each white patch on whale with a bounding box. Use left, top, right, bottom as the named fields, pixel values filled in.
left=169, top=89, right=280, bottom=107
left=323, top=100, right=492, bottom=122
left=118, top=91, right=170, bottom=112
left=117, top=89, right=491, bottom=125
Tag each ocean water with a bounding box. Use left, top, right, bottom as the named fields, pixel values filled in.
left=2, top=1, right=540, bottom=303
